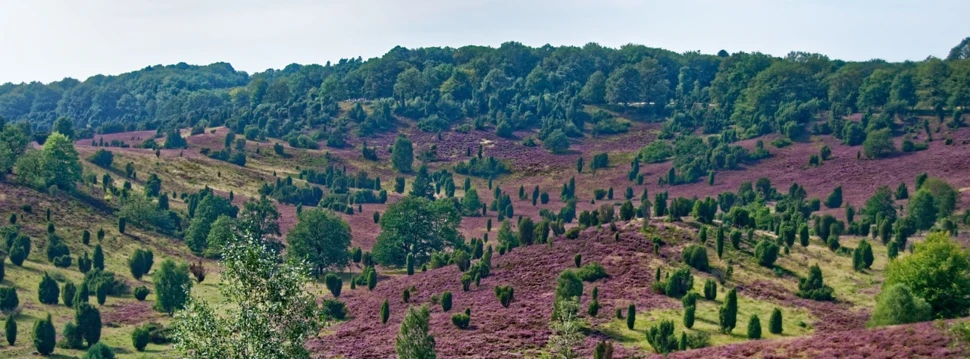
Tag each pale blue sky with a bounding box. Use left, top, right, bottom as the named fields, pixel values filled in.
left=1, top=0, right=967, bottom=84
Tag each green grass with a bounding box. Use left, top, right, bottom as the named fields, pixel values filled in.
left=601, top=282, right=815, bottom=351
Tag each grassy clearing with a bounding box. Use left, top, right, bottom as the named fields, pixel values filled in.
left=601, top=280, right=815, bottom=351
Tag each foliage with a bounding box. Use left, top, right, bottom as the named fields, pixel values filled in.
left=153, top=259, right=193, bottom=315
left=392, top=135, right=414, bottom=173
left=33, top=313, right=56, bottom=356
left=754, top=240, right=779, bottom=267
left=769, top=308, right=783, bottom=334
left=38, top=272, right=60, bottom=305
left=172, top=235, right=321, bottom=359
left=719, top=288, right=737, bottom=333
left=868, top=283, right=932, bottom=327
left=547, top=297, right=583, bottom=359
left=287, top=209, right=352, bottom=275
left=797, top=264, right=835, bottom=301
left=681, top=245, right=709, bottom=271
left=747, top=315, right=762, bottom=339
left=884, top=232, right=970, bottom=318
left=75, top=302, right=103, bottom=347
left=646, top=320, right=678, bottom=354
left=395, top=305, right=437, bottom=359
left=373, top=197, right=462, bottom=267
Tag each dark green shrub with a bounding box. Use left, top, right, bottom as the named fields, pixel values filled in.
left=703, top=279, right=717, bottom=300
left=0, top=286, right=18, bottom=311
left=747, top=315, right=762, bottom=339
left=658, top=267, right=693, bottom=298
left=62, top=282, right=76, bottom=307
left=645, top=319, right=677, bottom=354
left=495, top=285, right=514, bottom=308
left=451, top=313, right=470, bottom=329
left=626, top=304, right=636, bottom=330
left=84, top=342, right=115, bottom=359
left=380, top=299, right=389, bottom=324
left=797, top=264, right=834, bottom=301
left=574, top=253, right=582, bottom=268
left=754, top=240, right=779, bottom=268
left=684, top=305, right=696, bottom=329
left=769, top=308, right=783, bottom=334
left=594, top=340, right=614, bottom=359
left=133, top=286, right=149, bottom=301
left=75, top=302, right=102, bottom=346
left=61, top=321, right=83, bottom=349
left=5, top=314, right=16, bottom=345
left=321, top=299, right=348, bottom=320
left=588, top=299, right=600, bottom=316
left=681, top=245, right=709, bottom=271
left=38, top=272, right=60, bottom=305
left=96, top=283, right=108, bottom=305
left=33, top=313, right=56, bottom=355
left=441, top=291, right=452, bottom=312
left=324, top=273, right=342, bottom=298
left=719, top=288, right=737, bottom=333
left=132, top=326, right=150, bottom=351
left=575, top=263, right=609, bottom=282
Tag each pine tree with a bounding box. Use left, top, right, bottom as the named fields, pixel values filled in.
left=93, top=244, right=105, bottom=271
left=38, top=272, right=60, bottom=305
left=5, top=314, right=16, bottom=345
left=747, top=315, right=762, bottom=339
left=33, top=313, right=56, bottom=356
left=395, top=305, right=436, bottom=359
left=626, top=304, right=636, bottom=330
left=769, top=308, right=783, bottom=334
left=75, top=302, right=102, bottom=346
left=683, top=305, right=696, bottom=329
left=380, top=299, right=390, bottom=324
left=719, top=288, right=738, bottom=333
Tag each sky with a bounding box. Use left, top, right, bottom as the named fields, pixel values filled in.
left=1, top=0, right=968, bottom=84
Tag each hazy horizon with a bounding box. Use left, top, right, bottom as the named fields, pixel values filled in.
left=2, top=0, right=968, bottom=84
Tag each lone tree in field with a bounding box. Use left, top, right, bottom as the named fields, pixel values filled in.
left=173, top=235, right=321, bottom=358
left=797, top=264, right=835, bottom=301
left=868, top=283, right=932, bottom=327
left=286, top=209, right=352, bottom=277
left=719, top=288, right=738, bottom=333
left=395, top=305, right=436, bottom=359
left=153, top=259, right=192, bottom=315
left=392, top=134, right=414, bottom=173
left=373, top=197, right=461, bottom=267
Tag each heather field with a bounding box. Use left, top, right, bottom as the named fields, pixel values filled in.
left=3, top=104, right=961, bottom=358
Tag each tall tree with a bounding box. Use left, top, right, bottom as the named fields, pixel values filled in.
left=173, top=235, right=320, bottom=359
left=286, top=209, right=352, bottom=276
left=392, top=135, right=414, bottom=173
left=395, top=305, right=436, bottom=359
left=153, top=259, right=192, bottom=315
left=373, top=197, right=462, bottom=267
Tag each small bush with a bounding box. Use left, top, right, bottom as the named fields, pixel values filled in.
left=441, top=291, right=452, bottom=312
left=703, top=279, right=717, bottom=300
left=683, top=305, right=696, bottom=329
left=133, top=286, right=150, bottom=301
left=575, top=263, right=609, bottom=282
left=0, top=286, right=19, bottom=311
left=645, top=319, right=678, bottom=354
left=321, top=299, right=348, bottom=321
left=681, top=245, right=709, bottom=271
left=132, top=326, right=150, bottom=351
left=495, top=285, right=514, bottom=308
left=796, top=264, right=834, bottom=301
left=867, top=283, right=931, bottom=327
left=747, top=315, right=762, bottom=339
left=769, top=308, right=783, bottom=334
left=754, top=240, right=779, bottom=267
left=451, top=313, right=470, bottom=329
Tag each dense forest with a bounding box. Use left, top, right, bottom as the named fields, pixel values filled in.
left=2, top=39, right=969, bottom=146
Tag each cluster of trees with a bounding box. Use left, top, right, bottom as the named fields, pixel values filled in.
left=4, top=39, right=968, bottom=160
